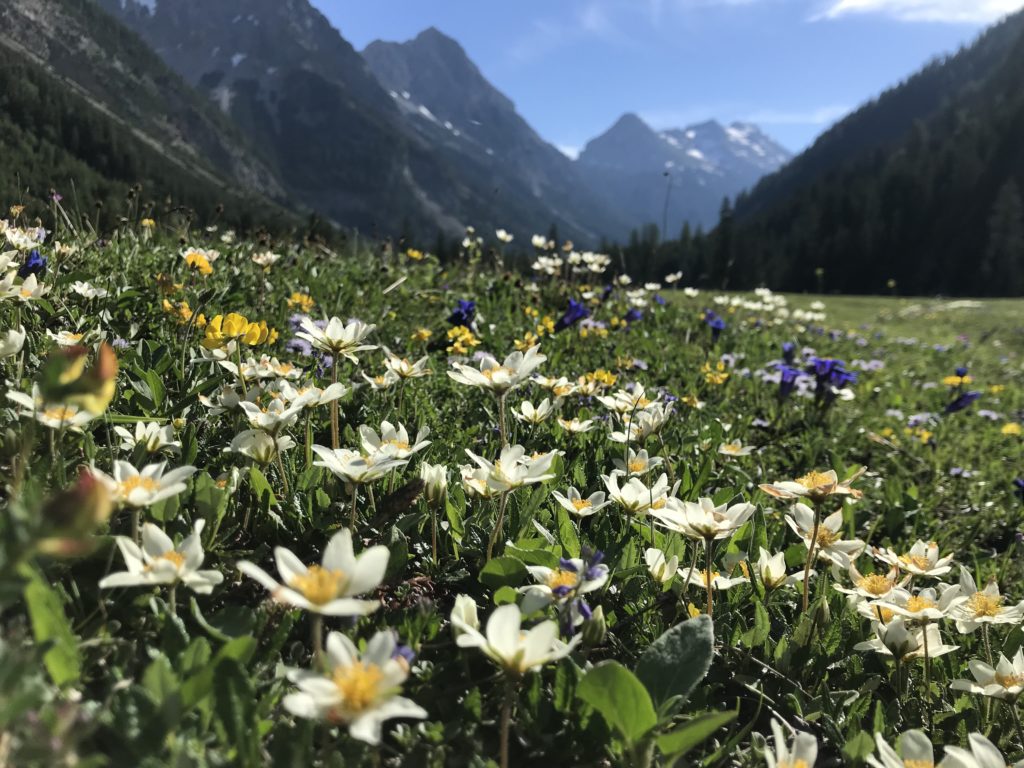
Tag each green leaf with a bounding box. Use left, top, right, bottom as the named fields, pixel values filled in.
left=478, top=556, right=527, bottom=589
left=635, top=615, right=714, bottom=707
left=248, top=466, right=277, bottom=510
left=740, top=601, right=770, bottom=648
left=842, top=731, right=875, bottom=762
left=656, top=710, right=737, bottom=760
left=577, top=661, right=657, bottom=745
left=493, top=586, right=519, bottom=605
left=213, top=659, right=260, bottom=768
left=180, top=636, right=257, bottom=709
left=191, top=599, right=256, bottom=641
left=193, top=472, right=230, bottom=530
left=23, top=572, right=81, bottom=686
left=556, top=507, right=581, bottom=558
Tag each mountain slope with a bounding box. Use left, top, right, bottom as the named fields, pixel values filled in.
left=720, top=10, right=1024, bottom=296
left=362, top=27, right=632, bottom=243
left=0, top=0, right=292, bottom=227
left=576, top=113, right=791, bottom=234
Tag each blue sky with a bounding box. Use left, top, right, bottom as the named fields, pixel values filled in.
left=318, top=0, right=1023, bottom=154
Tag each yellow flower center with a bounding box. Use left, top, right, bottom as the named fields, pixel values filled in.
left=481, top=366, right=513, bottom=381
left=571, top=499, right=593, bottom=512
left=899, top=554, right=934, bottom=571
left=145, top=550, right=186, bottom=572
left=651, top=498, right=667, bottom=510
left=996, top=672, right=1024, bottom=688
left=779, top=761, right=810, bottom=768
left=968, top=592, right=1004, bottom=618
left=382, top=439, right=410, bottom=451
left=42, top=406, right=78, bottom=422
left=627, top=459, right=646, bottom=472
left=814, top=528, right=839, bottom=547
left=698, top=570, right=720, bottom=587
left=331, top=662, right=384, bottom=714
left=905, top=595, right=937, bottom=612
left=289, top=565, right=346, bottom=605
left=856, top=574, right=893, bottom=596
left=903, top=761, right=934, bottom=768
left=119, top=476, right=161, bottom=495
left=547, top=569, right=578, bottom=591
left=720, top=443, right=742, bottom=454
left=796, top=470, right=833, bottom=489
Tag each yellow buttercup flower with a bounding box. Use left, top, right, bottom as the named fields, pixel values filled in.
left=140, top=218, right=156, bottom=229
left=1002, top=423, right=1022, bottom=436
left=446, top=325, right=480, bottom=355
left=155, top=273, right=183, bottom=294
left=287, top=292, right=316, bottom=313
left=411, top=327, right=433, bottom=342
left=990, top=384, right=1005, bottom=394
left=185, top=252, right=213, bottom=276
left=406, top=248, right=424, bottom=261
left=942, top=374, right=972, bottom=387
left=587, top=369, right=617, bottom=387
left=702, top=361, right=730, bottom=385
left=515, top=332, right=539, bottom=351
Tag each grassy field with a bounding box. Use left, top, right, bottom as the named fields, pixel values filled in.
left=1, top=212, right=1023, bottom=767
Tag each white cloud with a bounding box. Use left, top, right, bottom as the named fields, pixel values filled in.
left=815, top=0, right=1024, bottom=23
left=742, top=104, right=851, bottom=125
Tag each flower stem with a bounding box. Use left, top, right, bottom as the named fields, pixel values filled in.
left=330, top=356, right=340, bottom=450
left=497, top=392, right=508, bottom=448
left=1009, top=701, right=1024, bottom=750
left=803, top=502, right=822, bottom=613
left=168, top=583, right=177, bottom=616
left=131, top=509, right=140, bottom=543
left=500, top=680, right=515, bottom=768
left=705, top=537, right=715, bottom=618
left=923, top=621, right=933, bottom=733
left=311, top=613, right=324, bottom=670
left=487, top=491, right=510, bottom=562
left=349, top=484, right=358, bottom=529
left=275, top=448, right=290, bottom=497
left=431, top=503, right=438, bottom=565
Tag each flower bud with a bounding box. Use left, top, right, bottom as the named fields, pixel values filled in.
left=581, top=605, right=606, bottom=649
left=419, top=462, right=448, bottom=505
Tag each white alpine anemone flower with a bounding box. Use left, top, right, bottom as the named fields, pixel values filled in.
left=760, top=468, right=865, bottom=503
left=227, top=429, right=296, bottom=465
left=854, top=617, right=958, bottom=661
left=867, top=730, right=936, bottom=768
left=45, top=329, right=87, bottom=347
left=1, top=271, right=50, bottom=302
left=596, top=383, right=658, bottom=414
left=312, top=446, right=408, bottom=484
left=519, top=556, right=609, bottom=618
left=665, top=271, right=683, bottom=284
left=463, top=445, right=557, bottom=492
left=718, top=440, right=755, bottom=457
left=6, top=387, right=96, bottom=431
left=551, top=487, right=610, bottom=518
left=754, top=547, right=810, bottom=591
left=834, top=565, right=908, bottom=603
left=785, top=503, right=866, bottom=568
left=533, top=375, right=577, bottom=398
left=92, top=461, right=196, bottom=508
left=238, top=399, right=304, bottom=434
left=278, top=381, right=350, bottom=409
left=362, top=370, right=401, bottom=391
left=682, top=567, right=749, bottom=592
left=450, top=604, right=579, bottom=677
left=251, top=250, right=281, bottom=268
left=608, top=403, right=673, bottom=444
left=0, top=326, right=26, bottom=358
left=381, top=348, right=431, bottom=379
left=236, top=528, right=387, bottom=616
left=870, top=585, right=965, bottom=622
left=645, top=548, right=679, bottom=584
left=514, top=398, right=558, bottom=425
left=939, top=733, right=1024, bottom=768
left=651, top=497, right=755, bottom=541
left=495, top=228, right=514, bottom=243
left=295, top=317, right=377, bottom=362
left=460, top=464, right=501, bottom=499
left=602, top=472, right=674, bottom=516
left=419, top=462, right=448, bottom=504
left=765, top=719, right=818, bottom=768
left=283, top=630, right=426, bottom=744
left=114, top=421, right=181, bottom=455
left=99, top=520, right=222, bottom=594
left=873, top=539, right=954, bottom=579
left=70, top=281, right=108, bottom=299
left=951, top=567, right=1024, bottom=634
left=447, top=345, right=547, bottom=393
left=557, top=417, right=595, bottom=434
left=611, top=448, right=664, bottom=477
left=951, top=649, right=1024, bottom=701
left=450, top=594, right=480, bottom=638
left=359, top=421, right=431, bottom=460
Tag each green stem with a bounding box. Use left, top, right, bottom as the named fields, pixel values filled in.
left=802, top=502, right=822, bottom=614
left=349, top=484, right=358, bottom=529
left=487, top=491, right=511, bottom=562
left=330, top=356, right=340, bottom=450
left=311, top=613, right=324, bottom=670
left=705, top=537, right=715, bottom=618
left=500, top=679, right=515, bottom=768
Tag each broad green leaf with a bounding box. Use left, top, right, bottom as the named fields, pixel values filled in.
left=23, top=573, right=81, bottom=686
left=556, top=507, right=581, bottom=558
left=843, top=731, right=875, bottom=762
left=635, top=615, right=714, bottom=707
left=478, top=556, right=527, bottom=589
left=249, top=466, right=277, bottom=510
left=656, top=710, right=737, bottom=760
left=180, top=636, right=257, bottom=709
left=577, top=661, right=657, bottom=745
left=740, top=601, right=770, bottom=648
left=213, top=659, right=261, bottom=767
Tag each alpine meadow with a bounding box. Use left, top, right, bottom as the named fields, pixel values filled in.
left=1, top=1, right=1023, bottom=767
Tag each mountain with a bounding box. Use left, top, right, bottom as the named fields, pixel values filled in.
left=362, top=27, right=632, bottom=243
left=575, top=113, right=792, bottom=235
left=714, top=9, right=1024, bottom=296
left=0, top=0, right=293, bottom=228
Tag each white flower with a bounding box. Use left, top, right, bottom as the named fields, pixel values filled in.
left=495, top=229, right=514, bottom=243
left=419, top=462, right=448, bottom=504
left=362, top=370, right=401, bottom=391
left=359, top=421, right=431, bottom=460
left=551, top=487, right=609, bottom=518
left=557, top=417, right=595, bottom=434
left=665, top=271, right=683, bottom=284
left=448, top=345, right=547, bottom=393
left=46, top=329, right=87, bottom=347
left=611, top=448, right=663, bottom=477
left=596, top=383, right=658, bottom=414
left=278, top=381, right=350, bottom=409
left=939, top=733, right=1024, bottom=768
left=785, top=503, right=866, bottom=568
left=854, top=617, right=958, bottom=661
left=251, top=250, right=281, bottom=268
left=834, top=565, right=907, bottom=602
left=870, top=585, right=965, bottom=622
left=114, top=421, right=181, bottom=455
left=296, top=317, right=377, bottom=362
left=459, top=464, right=501, bottom=498
left=645, top=548, right=678, bottom=584
left=754, top=548, right=809, bottom=591
left=4, top=225, right=45, bottom=250
left=228, top=429, right=296, bottom=465
left=237, top=529, right=387, bottom=616
left=514, top=398, right=558, bottom=425
left=520, top=557, right=609, bottom=615
left=313, top=446, right=407, bottom=484
left=451, top=604, right=579, bottom=676
left=238, top=399, right=304, bottom=434
left=464, top=445, right=557, bottom=492
left=683, top=287, right=699, bottom=297
left=0, top=271, right=50, bottom=302
left=451, top=594, right=480, bottom=637
left=765, top=719, right=818, bottom=768
left=283, top=630, right=426, bottom=744
left=92, top=461, right=196, bottom=508
left=608, top=403, right=673, bottom=443
left=602, top=472, right=673, bottom=516
left=951, top=567, right=1024, bottom=633
left=381, top=349, right=431, bottom=379
left=0, top=326, right=26, bottom=357
left=760, top=468, right=864, bottom=503
left=652, top=497, right=755, bottom=541
left=682, top=566, right=749, bottom=591
left=99, top=520, right=222, bottom=594
left=951, top=649, right=1024, bottom=701
left=6, top=387, right=95, bottom=431
left=718, top=440, right=755, bottom=457
left=70, top=281, right=108, bottom=299
left=873, top=539, right=954, bottom=578
left=867, top=730, right=935, bottom=768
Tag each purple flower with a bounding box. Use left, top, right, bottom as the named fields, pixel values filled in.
left=447, top=299, right=476, bottom=327
left=286, top=337, right=313, bottom=357
left=623, top=308, right=643, bottom=324
left=781, top=342, right=796, bottom=365
left=945, top=391, right=981, bottom=414
left=948, top=467, right=974, bottom=478
left=777, top=364, right=801, bottom=400
left=955, top=366, right=969, bottom=378
left=703, top=310, right=725, bottom=342
left=1014, top=478, right=1024, bottom=503
left=17, top=249, right=47, bottom=279
left=654, top=294, right=667, bottom=306
left=555, top=299, right=590, bottom=332
left=977, top=409, right=1002, bottom=421
left=112, top=337, right=130, bottom=350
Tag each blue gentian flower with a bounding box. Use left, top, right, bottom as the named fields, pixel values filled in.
left=17, top=249, right=47, bottom=279
left=777, top=364, right=801, bottom=400
left=447, top=299, right=476, bottom=327
left=782, top=342, right=796, bottom=365
left=1014, top=478, right=1024, bottom=502
left=945, top=391, right=981, bottom=414
left=624, top=308, right=643, bottom=324
left=555, top=299, right=590, bottom=332
left=703, top=310, right=725, bottom=342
